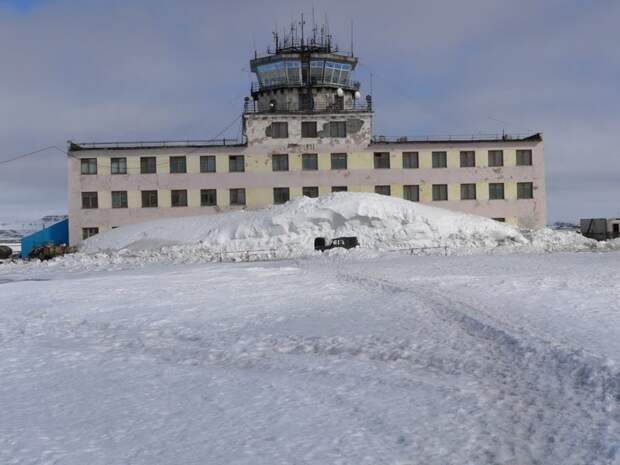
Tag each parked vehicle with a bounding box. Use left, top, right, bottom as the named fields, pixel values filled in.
left=0, top=245, right=13, bottom=260
left=580, top=218, right=620, bottom=241
left=314, top=236, right=359, bottom=252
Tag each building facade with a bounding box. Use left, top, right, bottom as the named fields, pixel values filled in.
left=67, top=29, right=546, bottom=245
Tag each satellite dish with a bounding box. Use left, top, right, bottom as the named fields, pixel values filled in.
left=354, top=91, right=361, bottom=99
left=336, top=88, right=344, bottom=97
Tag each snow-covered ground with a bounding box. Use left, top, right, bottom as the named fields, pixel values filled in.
left=1, top=250, right=619, bottom=465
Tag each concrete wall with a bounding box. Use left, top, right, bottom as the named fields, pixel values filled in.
left=67, top=136, right=546, bottom=245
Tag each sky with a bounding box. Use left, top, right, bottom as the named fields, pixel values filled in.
left=0, top=0, right=618, bottom=223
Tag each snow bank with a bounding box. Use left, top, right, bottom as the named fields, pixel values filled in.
left=82, top=193, right=527, bottom=256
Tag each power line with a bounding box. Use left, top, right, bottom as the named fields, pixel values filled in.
left=0, top=145, right=65, bottom=166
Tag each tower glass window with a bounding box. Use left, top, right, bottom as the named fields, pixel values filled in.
left=460, top=183, right=476, bottom=200
left=432, top=151, right=447, bottom=168
left=460, top=151, right=476, bottom=168
left=488, top=150, right=504, bottom=167
left=516, top=149, right=533, bottom=166
left=517, top=182, right=534, bottom=199
left=201, top=189, right=217, bottom=206
left=301, top=121, right=317, bottom=138
left=271, top=122, right=289, bottom=138
left=80, top=158, right=97, bottom=175
left=272, top=154, right=289, bottom=171
left=141, top=190, right=158, bottom=208
left=140, top=157, right=156, bottom=174
left=273, top=187, right=290, bottom=204
left=374, top=152, right=390, bottom=169
left=170, top=156, right=187, bottom=173
left=302, top=153, right=318, bottom=170
left=171, top=190, right=188, bottom=207
left=230, top=188, right=246, bottom=206
left=403, top=185, right=419, bottom=202
left=111, top=191, right=128, bottom=208
left=111, top=157, right=127, bottom=174
left=403, top=152, right=419, bottom=169
left=489, top=183, right=505, bottom=199
left=330, top=121, right=347, bottom=138
left=432, top=184, right=448, bottom=201
left=200, top=156, right=216, bottom=173
left=331, top=153, right=347, bottom=170
left=229, top=155, right=245, bottom=172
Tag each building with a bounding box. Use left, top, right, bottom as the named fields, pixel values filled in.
left=67, top=24, right=546, bottom=245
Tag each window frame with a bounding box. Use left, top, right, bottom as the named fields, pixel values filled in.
left=140, top=156, right=156, bottom=174
left=169, top=156, right=187, bottom=174
left=301, top=121, right=317, bottom=138
left=488, top=150, right=504, bottom=167
left=273, top=187, right=290, bottom=204
left=516, top=149, right=533, bottom=166
left=302, top=153, right=318, bottom=171
left=229, top=155, right=245, bottom=173
left=200, top=155, right=216, bottom=173
left=302, top=186, right=319, bottom=198
left=489, top=182, right=505, bottom=200
left=80, top=158, right=97, bottom=175
left=171, top=189, right=188, bottom=207
left=460, top=183, right=477, bottom=200
left=375, top=185, right=391, bottom=196
left=460, top=151, right=476, bottom=168
left=271, top=122, right=289, bottom=139
left=432, top=184, right=448, bottom=201
left=82, top=227, right=99, bottom=240
left=432, top=151, right=447, bottom=169
left=517, top=182, right=534, bottom=199
left=402, top=152, right=419, bottom=169
left=200, top=188, right=217, bottom=207
left=373, top=152, right=391, bottom=169
left=403, top=184, right=420, bottom=202
left=229, top=188, right=246, bottom=206
left=81, top=192, right=98, bottom=209
left=329, top=121, right=347, bottom=138
left=330, top=153, right=347, bottom=170
left=110, top=157, right=127, bottom=175
left=331, top=186, right=348, bottom=193
left=111, top=190, right=128, bottom=209
left=141, top=190, right=158, bottom=208
left=272, top=154, right=289, bottom=172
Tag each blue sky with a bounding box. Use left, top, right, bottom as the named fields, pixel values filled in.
left=0, top=0, right=619, bottom=222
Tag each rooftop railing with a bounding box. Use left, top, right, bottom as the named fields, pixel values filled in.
left=69, top=138, right=245, bottom=150
left=371, top=133, right=540, bottom=143
left=244, top=101, right=371, bottom=114
left=251, top=79, right=360, bottom=94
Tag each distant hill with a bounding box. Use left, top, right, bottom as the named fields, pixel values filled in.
left=0, top=215, right=67, bottom=242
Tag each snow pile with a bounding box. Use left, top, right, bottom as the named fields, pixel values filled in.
left=82, top=193, right=527, bottom=256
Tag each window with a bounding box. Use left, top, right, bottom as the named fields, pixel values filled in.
left=516, top=149, right=533, bottom=166
left=432, top=151, right=447, bottom=168
left=517, top=182, right=534, bottom=199
left=301, top=121, right=317, bottom=138
left=302, top=153, right=318, bottom=171
left=200, top=156, right=216, bottom=173
left=140, top=157, right=156, bottom=174
left=403, top=152, right=419, bottom=169
left=170, top=156, right=187, bottom=173
left=332, top=186, right=348, bottom=192
left=460, top=151, right=475, bottom=168
left=374, top=152, right=390, bottom=169
left=80, top=158, right=97, bottom=175
left=460, top=183, right=476, bottom=200
left=273, top=187, right=290, bottom=204
left=489, top=183, right=505, bottom=199
left=141, top=190, right=158, bottom=208
left=82, top=227, right=99, bottom=240
left=111, top=191, right=128, bottom=208
left=403, top=185, right=419, bottom=202
left=81, top=192, right=98, bottom=209
left=229, top=155, right=245, bottom=172
left=331, top=153, right=347, bottom=170
left=272, top=154, right=289, bottom=171
left=302, top=186, right=319, bottom=198
left=432, top=184, right=448, bottom=201
left=271, top=122, right=289, bottom=138
left=230, top=188, right=246, bottom=206
left=330, top=121, right=347, bottom=138
left=201, top=189, right=217, bottom=206
left=111, top=157, right=127, bottom=174
left=375, top=185, right=391, bottom=196
left=493, top=217, right=506, bottom=222
left=488, top=150, right=504, bottom=167
left=171, top=190, right=188, bottom=207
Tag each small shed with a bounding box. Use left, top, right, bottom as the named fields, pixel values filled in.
left=580, top=218, right=620, bottom=241
left=20, top=219, right=69, bottom=258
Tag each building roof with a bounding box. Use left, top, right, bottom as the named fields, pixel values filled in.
left=67, top=139, right=246, bottom=152
left=370, top=133, right=543, bottom=146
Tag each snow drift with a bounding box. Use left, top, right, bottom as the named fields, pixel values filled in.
left=82, top=193, right=528, bottom=256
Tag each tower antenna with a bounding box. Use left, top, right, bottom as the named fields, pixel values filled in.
left=300, top=12, right=305, bottom=47
left=350, top=19, right=354, bottom=57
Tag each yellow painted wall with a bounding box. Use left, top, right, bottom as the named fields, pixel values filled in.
left=127, top=157, right=140, bottom=174
left=505, top=181, right=517, bottom=200
left=246, top=154, right=272, bottom=172
left=128, top=191, right=140, bottom=208
left=476, top=151, right=488, bottom=168
left=246, top=187, right=272, bottom=208
left=476, top=182, right=489, bottom=201
left=217, top=188, right=230, bottom=207
left=290, top=186, right=302, bottom=198
left=98, top=191, right=111, bottom=209
left=447, top=150, right=460, bottom=169
left=318, top=185, right=331, bottom=196
left=348, top=151, right=372, bottom=169
left=216, top=155, right=229, bottom=173
left=187, top=156, right=200, bottom=174
left=159, top=189, right=171, bottom=208
left=290, top=153, right=302, bottom=171
left=448, top=184, right=460, bottom=201
left=420, top=183, right=433, bottom=202
left=317, top=153, right=331, bottom=170
left=156, top=156, right=170, bottom=173
left=390, top=152, right=402, bottom=170
left=504, top=149, right=516, bottom=167
left=419, top=151, right=432, bottom=169
left=391, top=184, right=403, bottom=199
left=188, top=189, right=201, bottom=207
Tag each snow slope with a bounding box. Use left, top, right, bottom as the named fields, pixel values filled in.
left=1, top=252, right=619, bottom=464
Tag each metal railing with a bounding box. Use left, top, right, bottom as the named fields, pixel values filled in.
left=371, top=133, right=539, bottom=143
left=244, top=101, right=371, bottom=114
left=251, top=79, right=360, bottom=94
left=69, top=138, right=245, bottom=150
